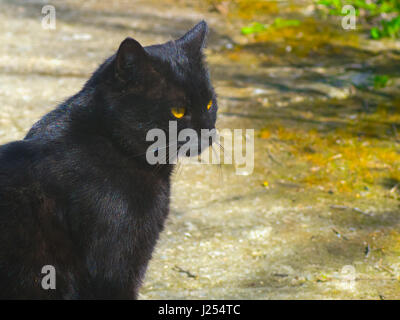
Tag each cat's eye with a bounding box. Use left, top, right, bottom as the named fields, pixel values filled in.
left=171, top=107, right=186, bottom=119
left=207, top=100, right=213, bottom=110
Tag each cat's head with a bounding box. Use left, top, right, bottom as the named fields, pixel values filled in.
left=96, top=21, right=217, bottom=163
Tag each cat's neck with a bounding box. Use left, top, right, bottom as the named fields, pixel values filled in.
left=67, top=87, right=176, bottom=178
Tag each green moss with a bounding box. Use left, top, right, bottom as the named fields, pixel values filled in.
left=260, top=98, right=400, bottom=196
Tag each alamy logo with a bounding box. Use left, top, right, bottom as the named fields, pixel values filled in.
left=41, top=5, right=56, bottom=30
left=146, top=122, right=254, bottom=175
left=41, top=265, right=56, bottom=290
left=340, top=265, right=356, bottom=290
left=341, top=5, right=356, bottom=30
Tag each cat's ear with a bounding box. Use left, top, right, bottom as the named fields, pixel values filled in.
left=177, top=20, right=208, bottom=56
left=115, top=37, right=147, bottom=79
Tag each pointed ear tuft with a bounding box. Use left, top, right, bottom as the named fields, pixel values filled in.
left=115, top=37, right=147, bottom=78
left=177, top=20, right=209, bottom=55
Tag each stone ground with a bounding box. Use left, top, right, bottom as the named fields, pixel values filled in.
left=1, top=0, right=400, bottom=299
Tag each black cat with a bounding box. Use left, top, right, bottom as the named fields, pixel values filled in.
left=0, top=20, right=217, bottom=299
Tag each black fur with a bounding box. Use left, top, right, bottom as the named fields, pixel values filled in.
left=0, top=21, right=217, bottom=299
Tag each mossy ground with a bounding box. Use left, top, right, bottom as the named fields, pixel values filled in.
left=1, top=0, right=400, bottom=299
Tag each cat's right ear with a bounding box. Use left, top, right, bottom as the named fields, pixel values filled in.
left=115, top=37, right=147, bottom=80
left=177, top=21, right=208, bottom=57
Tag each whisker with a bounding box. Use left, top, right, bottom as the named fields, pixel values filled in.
left=211, top=144, right=223, bottom=186
left=214, top=140, right=232, bottom=163
left=128, top=141, right=179, bottom=159
left=173, top=159, right=183, bottom=180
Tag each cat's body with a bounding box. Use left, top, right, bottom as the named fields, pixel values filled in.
left=0, top=21, right=217, bottom=299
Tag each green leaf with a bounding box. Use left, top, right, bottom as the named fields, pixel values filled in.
left=317, top=0, right=400, bottom=38
left=370, top=27, right=381, bottom=39
left=373, top=75, right=390, bottom=89
left=272, top=18, right=301, bottom=28
left=241, top=22, right=267, bottom=35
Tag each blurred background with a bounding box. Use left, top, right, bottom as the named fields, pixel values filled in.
left=1, top=0, right=400, bottom=299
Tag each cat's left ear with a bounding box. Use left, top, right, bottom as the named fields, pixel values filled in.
left=115, top=37, right=148, bottom=80
left=177, top=20, right=208, bottom=56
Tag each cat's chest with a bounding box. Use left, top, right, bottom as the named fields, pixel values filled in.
left=118, top=168, right=170, bottom=207
left=64, top=165, right=171, bottom=240
left=100, top=172, right=169, bottom=216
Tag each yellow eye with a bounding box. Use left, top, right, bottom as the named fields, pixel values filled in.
left=171, top=107, right=186, bottom=118
left=207, top=100, right=213, bottom=110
